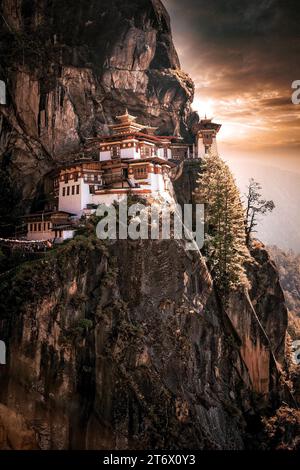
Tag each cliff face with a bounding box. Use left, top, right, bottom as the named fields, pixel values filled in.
left=0, top=1, right=293, bottom=451
left=0, top=0, right=196, bottom=212
left=0, top=164, right=290, bottom=450
left=0, top=234, right=288, bottom=450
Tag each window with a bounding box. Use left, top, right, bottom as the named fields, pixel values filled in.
left=72, top=185, right=75, bottom=195
left=63, top=187, right=66, bottom=197
left=135, top=167, right=147, bottom=178
left=76, top=185, right=80, bottom=194
left=85, top=174, right=93, bottom=182
left=29, top=223, right=32, bottom=231
left=38, top=223, right=41, bottom=231
left=89, top=185, right=95, bottom=194
left=34, top=223, right=37, bottom=231
left=111, top=146, right=120, bottom=159
left=67, top=186, right=70, bottom=196
left=141, top=146, right=151, bottom=158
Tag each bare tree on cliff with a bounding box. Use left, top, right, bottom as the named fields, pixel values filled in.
left=244, top=178, right=275, bottom=247
left=194, top=154, right=250, bottom=296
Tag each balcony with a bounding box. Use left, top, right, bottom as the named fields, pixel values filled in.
left=102, top=172, right=126, bottom=187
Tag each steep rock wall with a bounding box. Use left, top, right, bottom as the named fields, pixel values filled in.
left=0, top=228, right=290, bottom=450
left=0, top=0, right=197, bottom=212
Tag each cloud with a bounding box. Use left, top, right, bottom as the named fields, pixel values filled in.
left=164, top=0, right=300, bottom=155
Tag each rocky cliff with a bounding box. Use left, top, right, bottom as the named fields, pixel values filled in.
left=0, top=163, right=292, bottom=450
left=0, top=0, right=295, bottom=451
left=0, top=0, right=196, bottom=214
left=0, top=234, right=289, bottom=450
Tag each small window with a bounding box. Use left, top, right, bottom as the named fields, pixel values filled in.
left=29, top=223, right=32, bottom=231
left=38, top=223, right=41, bottom=231
left=111, top=146, right=120, bottom=159
left=72, top=185, right=75, bottom=195
left=76, top=185, right=80, bottom=194
left=141, top=146, right=151, bottom=157
left=34, top=223, right=37, bottom=231
left=67, top=186, right=70, bottom=196
left=63, top=187, right=66, bottom=197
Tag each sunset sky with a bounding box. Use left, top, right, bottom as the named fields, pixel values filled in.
left=164, top=0, right=300, bottom=251
left=165, top=0, right=300, bottom=167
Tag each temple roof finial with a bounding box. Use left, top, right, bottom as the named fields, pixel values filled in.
left=115, top=108, right=138, bottom=123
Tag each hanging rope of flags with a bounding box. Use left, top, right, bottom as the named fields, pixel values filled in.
left=0, top=238, right=53, bottom=250
left=0, top=237, right=50, bottom=244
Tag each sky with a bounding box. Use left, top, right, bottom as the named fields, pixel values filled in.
left=164, top=0, right=300, bottom=251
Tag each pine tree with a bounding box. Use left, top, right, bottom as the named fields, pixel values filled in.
left=244, top=178, right=275, bottom=247
left=194, top=154, right=250, bottom=295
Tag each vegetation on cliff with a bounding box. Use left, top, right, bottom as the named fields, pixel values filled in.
left=0, top=234, right=107, bottom=319
left=194, top=154, right=250, bottom=294
left=261, top=406, right=300, bottom=450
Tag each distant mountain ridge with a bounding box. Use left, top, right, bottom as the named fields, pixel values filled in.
left=267, top=245, right=300, bottom=345
left=268, top=245, right=300, bottom=318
